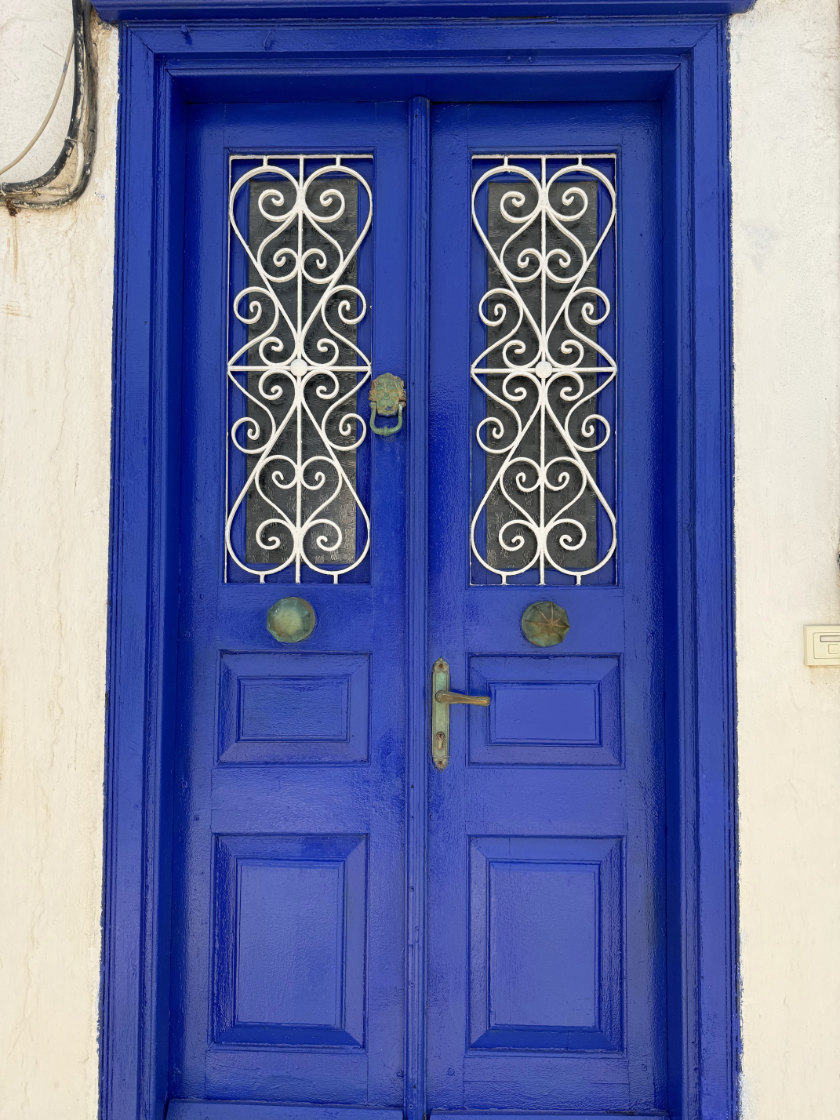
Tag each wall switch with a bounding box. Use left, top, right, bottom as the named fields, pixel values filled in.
left=804, top=625, right=840, bottom=665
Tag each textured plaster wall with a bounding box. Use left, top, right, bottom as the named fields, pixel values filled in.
left=0, top=0, right=839, bottom=1117
left=0, top=6, right=117, bottom=1120
left=730, top=0, right=840, bottom=1115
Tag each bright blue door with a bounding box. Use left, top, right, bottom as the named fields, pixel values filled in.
left=173, top=102, right=411, bottom=1113
left=426, top=103, right=665, bottom=1115
left=171, top=96, right=664, bottom=1119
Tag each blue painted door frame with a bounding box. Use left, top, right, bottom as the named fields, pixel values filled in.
left=102, top=11, right=739, bottom=1120
left=97, top=1, right=754, bottom=18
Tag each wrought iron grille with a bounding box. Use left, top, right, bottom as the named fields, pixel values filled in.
left=470, top=154, right=618, bottom=585
left=225, top=154, right=373, bottom=583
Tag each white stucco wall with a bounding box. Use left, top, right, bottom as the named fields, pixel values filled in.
left=0, top=7, right=117, bottom=1120
left=0, top=0, right=838, bottom=1116
left=730, top=0, right=840, bottom=1114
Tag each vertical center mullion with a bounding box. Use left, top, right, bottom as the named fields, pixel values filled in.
left=405, top=94, right=432, bottom=1120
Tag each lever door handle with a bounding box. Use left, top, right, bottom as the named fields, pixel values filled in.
left=434, top=690, right=491, bottom=707
left=431, top=658, right=491, bottom=771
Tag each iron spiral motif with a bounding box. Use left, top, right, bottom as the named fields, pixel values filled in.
left=470, top=155, right=617, bottom=585
left=226, top=154, right=373, bottom=583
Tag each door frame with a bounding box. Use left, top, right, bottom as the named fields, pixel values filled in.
left=102, top=12, right=739, bottom=1120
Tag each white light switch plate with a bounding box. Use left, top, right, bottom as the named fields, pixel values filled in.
left=804, top=625, right=840, bottom=666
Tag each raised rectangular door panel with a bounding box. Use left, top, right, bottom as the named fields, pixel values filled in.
left=218, top=652, right=370, bottom=764
left=213, top=834, right=366, bottom=1047
left=468, top=836, right=622, bottom=1052
left=468, top=655, right=621, bottom=765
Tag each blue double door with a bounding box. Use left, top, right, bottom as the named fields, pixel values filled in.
left=172, top=97, right=664, bottom=1120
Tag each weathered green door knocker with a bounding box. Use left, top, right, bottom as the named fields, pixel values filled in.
left=369, top=372, right=407, bottom=436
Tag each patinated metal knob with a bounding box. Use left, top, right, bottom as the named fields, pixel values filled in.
left=266, top=596, right=316, bottom=643
left=521, top=600, right=570, bottom=647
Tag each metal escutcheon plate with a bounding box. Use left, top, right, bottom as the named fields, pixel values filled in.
left=267, top=596, right=316, bottom=643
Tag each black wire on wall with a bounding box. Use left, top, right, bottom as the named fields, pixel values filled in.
left=0, top=0, right=97, bottom=211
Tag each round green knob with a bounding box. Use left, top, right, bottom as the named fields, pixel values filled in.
left=266, top=596, right=316, bottom=643
left=521, top=601, right=570, bottom=647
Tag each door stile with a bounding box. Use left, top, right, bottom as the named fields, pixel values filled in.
left=405, top=94, right=432, bottom=1120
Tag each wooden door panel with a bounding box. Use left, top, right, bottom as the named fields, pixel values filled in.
left=467, top=655, right=621, bottom=765
left=468, top=836, right=623, bottom=1051
left=218, top=652, right=371, bottom=764
left=213, top=834, right=367, bottom=1047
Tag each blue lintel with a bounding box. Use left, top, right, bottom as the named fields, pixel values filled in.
left=94, top=0, right=755, bottom=21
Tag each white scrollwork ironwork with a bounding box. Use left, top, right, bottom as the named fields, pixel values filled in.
left=470, top=154, right=617, bottom=585
left=226, top=154, right=373, bottom=583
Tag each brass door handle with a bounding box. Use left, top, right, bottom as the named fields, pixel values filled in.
left=431, top=658, right=491, bottom=771
left=434, top=690, right=491, bottom=707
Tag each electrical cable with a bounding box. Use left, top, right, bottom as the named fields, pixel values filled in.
left=0, top=0, right=97, bottom=211
left=0, top=32, right=75, bottom=179
left=0, top=33, right=75, bottom=177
